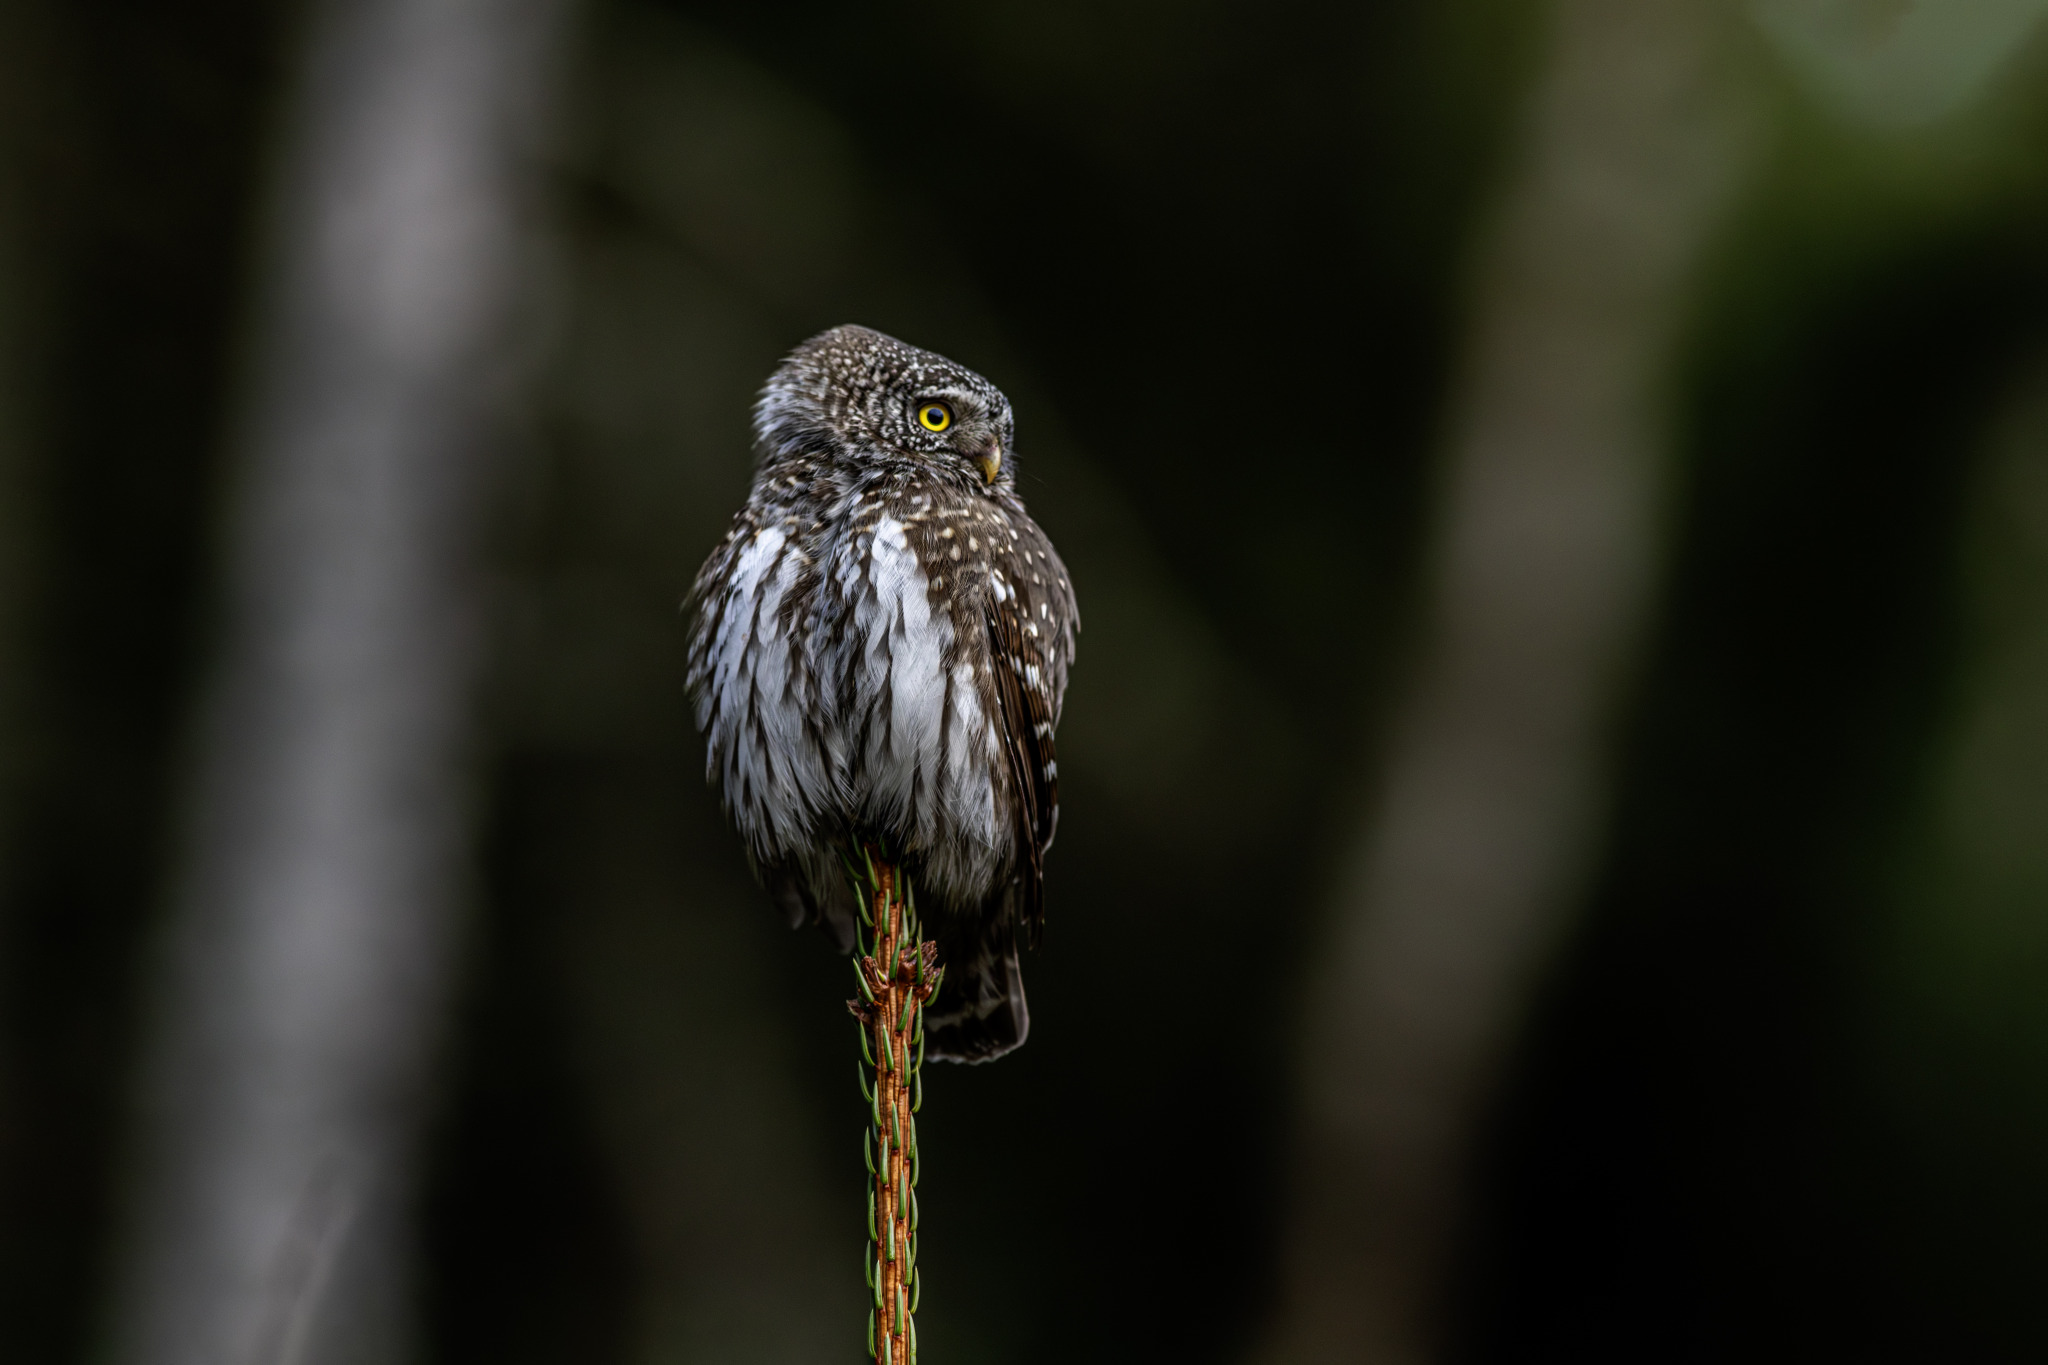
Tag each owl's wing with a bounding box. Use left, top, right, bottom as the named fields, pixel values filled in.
left=988, top=595, right=1051, bottom=943
left=687, top=503, right=851, bottom=944
left=985, top=513, right=1077, bottom=945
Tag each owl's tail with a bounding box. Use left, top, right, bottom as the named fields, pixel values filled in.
left=924, top=904, right=1029, bottom=1063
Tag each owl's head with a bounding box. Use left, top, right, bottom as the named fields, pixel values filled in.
left=755, top=325, right=1016, bottom=489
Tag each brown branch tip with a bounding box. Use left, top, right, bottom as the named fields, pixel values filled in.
left=847, top=851, right=940, bottom=1365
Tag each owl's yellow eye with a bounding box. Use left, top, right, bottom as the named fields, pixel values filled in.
left=917, top=402, right=953, bottom=432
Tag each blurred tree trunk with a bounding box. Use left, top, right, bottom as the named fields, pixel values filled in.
left=105, top=2, right=570, bottom=1363
left=1259, top=3, right=1754, bottom=1362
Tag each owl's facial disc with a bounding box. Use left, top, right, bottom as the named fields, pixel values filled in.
left=753, top=325, right=1018, bottom=487
left=906, top=388, right=1007, bottom=486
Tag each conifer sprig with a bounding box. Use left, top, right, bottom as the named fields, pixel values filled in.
left=848, top=844, right=940, bottom=1364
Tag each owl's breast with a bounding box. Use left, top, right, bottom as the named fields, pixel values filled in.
left=821, top=499, right=1005, bottom=889
left=689, top=479, right=1037, bottom=908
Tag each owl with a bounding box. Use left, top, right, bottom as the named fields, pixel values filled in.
left=687, top=325, right=1078, bottom=1062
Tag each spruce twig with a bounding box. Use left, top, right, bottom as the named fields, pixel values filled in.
left=848, top=844, right=939, bottom=1364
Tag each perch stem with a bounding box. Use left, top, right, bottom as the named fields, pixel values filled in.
left=853, top=845, right=937, bottom=1365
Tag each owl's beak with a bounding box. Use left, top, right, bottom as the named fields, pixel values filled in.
left=978, top=441, right=1003, bottom=485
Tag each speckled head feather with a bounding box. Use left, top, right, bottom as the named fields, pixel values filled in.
left=689, top=324, right=1077, bottom=1062
left=754, top=325, right=1017, bottom=487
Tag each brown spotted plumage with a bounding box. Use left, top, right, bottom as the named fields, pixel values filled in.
left=687, top=326, right=1078, bottom=1061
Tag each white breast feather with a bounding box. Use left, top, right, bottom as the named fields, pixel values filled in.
left=944, top=659, right=998, bottom=849
left=847, top=515, right=953, bottom=832
left=703, top=525, right=832, bottom=854
left=701, top=503, right=1021, bottom=910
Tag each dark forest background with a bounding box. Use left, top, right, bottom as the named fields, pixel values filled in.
left=2, top=1, right=2047, bottom=1363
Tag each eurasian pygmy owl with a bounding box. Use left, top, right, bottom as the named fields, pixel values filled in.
left=687, top=326, right=1078, bottom=1062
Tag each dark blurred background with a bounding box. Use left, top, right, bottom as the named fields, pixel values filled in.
left=2, top=1, right=2046, bottom=1363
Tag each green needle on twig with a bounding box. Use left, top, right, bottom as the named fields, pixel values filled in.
left=848, top=845, right=938, bottom=1365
